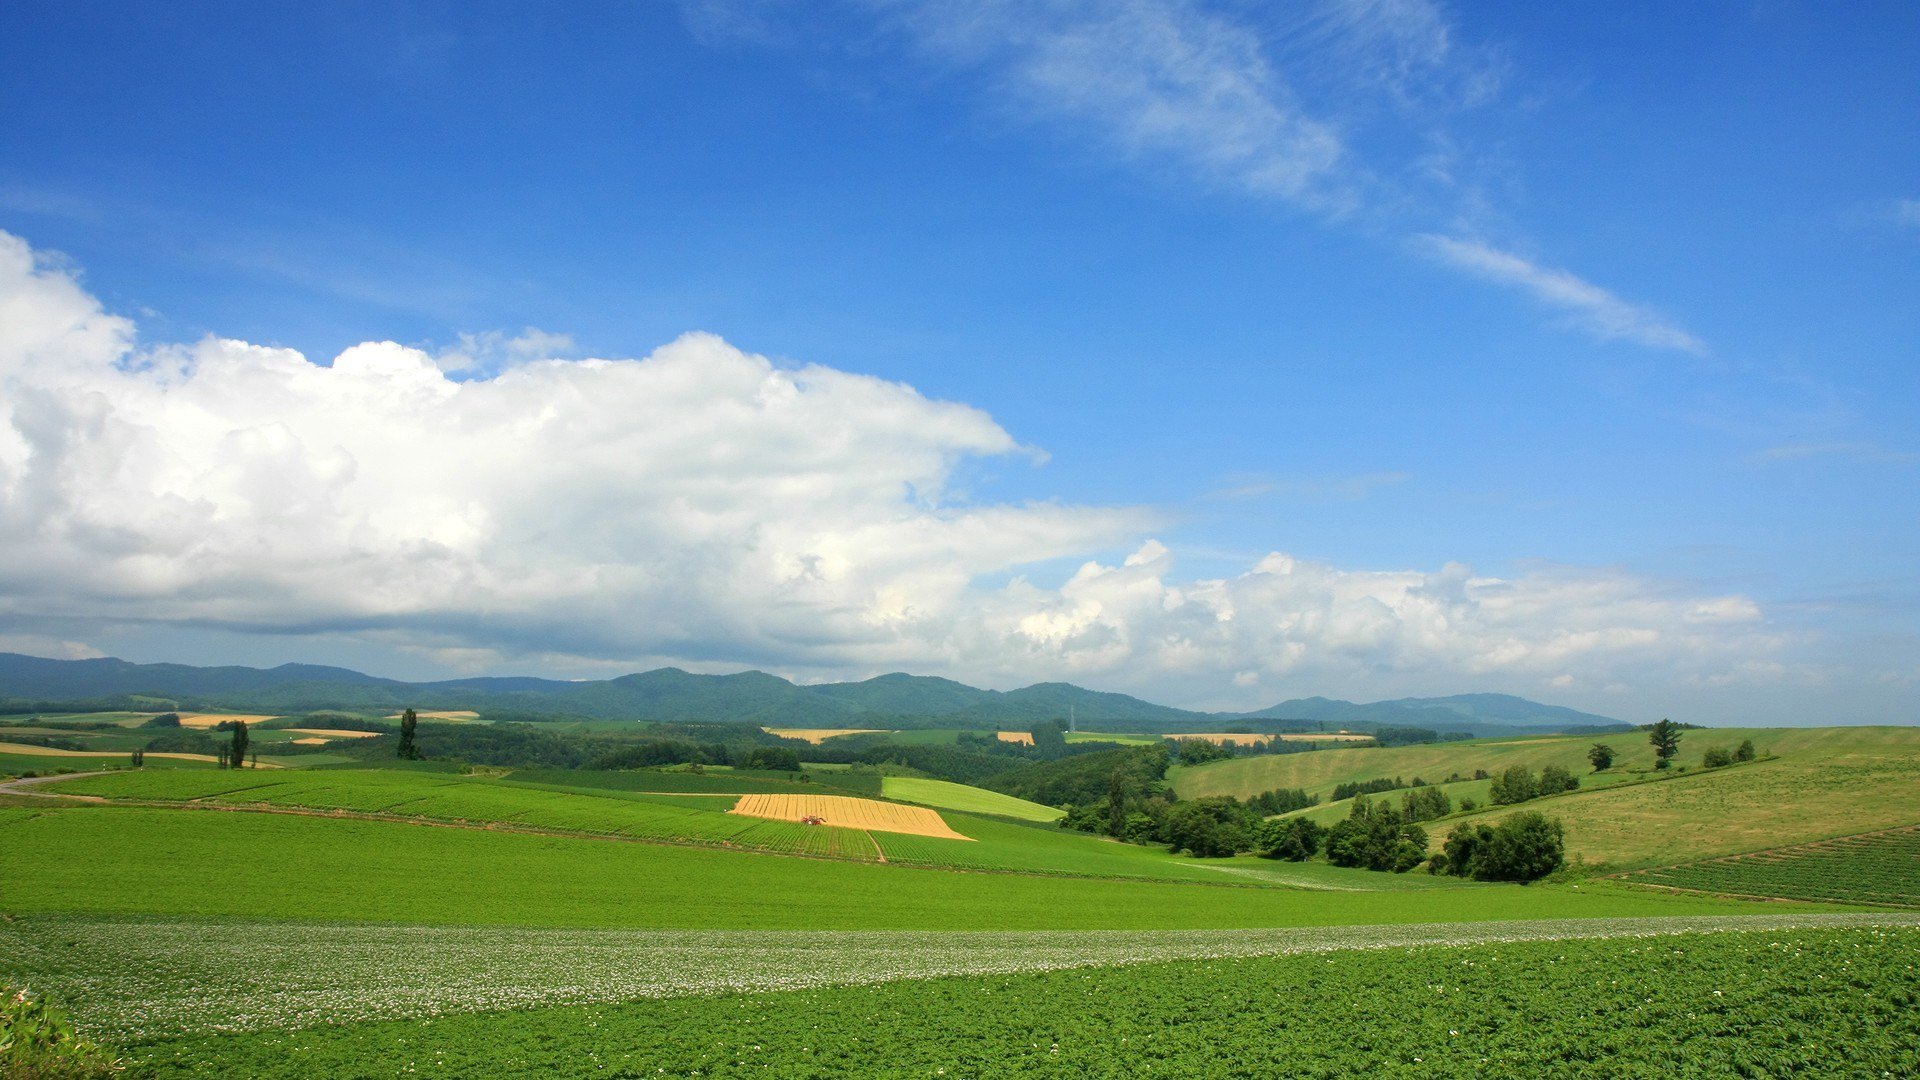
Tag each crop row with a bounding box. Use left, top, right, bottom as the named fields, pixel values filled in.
left=1624, top=826, right=1920, bottom=907
left=4, top=913, right=1913, bottom=1046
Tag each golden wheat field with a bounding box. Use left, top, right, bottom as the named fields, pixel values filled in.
left=285, top=728, right=384, bottom=739
left=762, top=728, right=890, bottom=744
left=995, top=731, right=1034, bottom=745
left=729, top=793, right=973, bottom=840
left=176, top=714, right=282, bottom=729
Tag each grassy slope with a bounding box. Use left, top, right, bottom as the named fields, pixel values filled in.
left=1175, top=726, right=1920, bottom=865
left=880, top=776, right=1064, bottom=821
left=1437, top=749, right=1920, bottom=868
left=0, top=803, right=1788, bottom=930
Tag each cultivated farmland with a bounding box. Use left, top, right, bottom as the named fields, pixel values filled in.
left=1618, top=825, right=1920, bottom=907
left=729, top=792, right=971, bottom=839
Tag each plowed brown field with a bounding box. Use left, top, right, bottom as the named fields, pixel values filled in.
left=729, top=794, right=972, bottom=840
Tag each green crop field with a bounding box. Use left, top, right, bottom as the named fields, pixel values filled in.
left=7, top=727, right=1917, bottom=1077
left=880, top=775, right=1064, bottom=821
left=1618, top=826, right=1920, bottom=908
left=15, top=922, right=1908, bottom=1078
left=0, top=801, right=1789, bottom=930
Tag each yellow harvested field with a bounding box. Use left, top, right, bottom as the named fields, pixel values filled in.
left=1167, top=733, right=1275, bottom=746
left=730, top=793, right=972, bottom=840
left=0, top=741, right=280, bottom=767
left=1275, top=733, right=1374, bottom=742
left=385, top=710, right=481, bottom=721
left=289, top=738, right=330, bottom=746
left=995, top=731, right=1034, bottom=745
left=285, top=728, right=384, bottom=739
left=177, top=714, right=282, bottom=729
left=763, top=728, right=890, bottom=744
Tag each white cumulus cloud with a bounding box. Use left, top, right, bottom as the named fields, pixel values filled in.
left=0, top=230, right=1779, bottom=702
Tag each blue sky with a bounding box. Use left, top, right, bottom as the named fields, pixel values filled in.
left=0, top=1, right=1914, bottom=723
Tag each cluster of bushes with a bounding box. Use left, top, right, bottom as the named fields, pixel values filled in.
left=1397, top=784, right=1453, bottom=823
left=1331, top=776, right=1411, bottom=801
left=1701, top=739, right=1757, bottom=769
left=1433, top=812, right=1565, bottom=882
left=1245, top=787, right=1316, bottom=816
left=1325, top=797, right=1430, bottom=872
left=1488, top=763, right=1579, bottom=805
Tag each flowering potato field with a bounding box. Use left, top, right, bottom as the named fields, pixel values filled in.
left=90, top=924, right=1920, bottom=1078
left=2, top=913, right=1909, bottom=1043
left=1620, top=825, right=1920, bottom=907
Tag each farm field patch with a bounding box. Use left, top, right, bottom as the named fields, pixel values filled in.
left=1618, top=825, right=1920, bottom=907
left=994, top=730, right=1033, bottom=744
left=0, top=741, right=243, bottom=766
left=0, top=804, right=1792, bottom=930
left=761, top=727, right=889, bottom=743
left=1, top=913, right=1907, bottom=1045
left=282, top=727, right=383, bottom=739
left=89, top=924, right=1920, bottom=1078
left=176, top=713, right=282, bottom=729
left=879, top=776, right=1064, bottom=821
left=385, top=710, right=480, bottom=721
left=730, top=792, right=970, bottom=839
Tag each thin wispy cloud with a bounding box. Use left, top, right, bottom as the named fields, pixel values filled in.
left=1209, top=470, right=1412, bottom=501
left=1754, top=442, right=1918, bottom=465
left=1416, top=234, right=1707, bottom=353
left=873, top=0, right=1356, bottom=210
left=695, top=1, right=1700, bottom=351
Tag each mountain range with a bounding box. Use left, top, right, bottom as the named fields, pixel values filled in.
left=0, top=652, right=1631, bottom=736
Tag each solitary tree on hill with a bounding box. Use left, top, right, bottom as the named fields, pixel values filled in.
left=229, top=720, right=250, bottom=769
left=1648, top=719, right=1681, bottom=770
left=397, top=708, right=419, bottom=760
left=1587, top=743, right=1615, bottom=772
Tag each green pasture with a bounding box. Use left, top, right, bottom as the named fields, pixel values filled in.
left=0, top=802, right=1792, bottom=930
left=880, top=776, right=1064, bottom=821
left=1429, top=736, right=1920, bottom=868
left=1065, top=730, right=1161, bottom=745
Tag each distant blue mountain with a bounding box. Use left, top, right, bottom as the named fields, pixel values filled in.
left=0, top=651, right=1626, bottom=733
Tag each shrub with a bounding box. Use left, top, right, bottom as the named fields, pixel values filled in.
left=0, top=985, right=123, bottom=1078
left=1733, top=739, right=1757, bottom=762
left=1489, top=765, right=1536, bottom=805
left=1325, top=798, right=1427, bottom=873
left=1256, top=817, right=1324, bottom=861
left=1440, top=812, right=1565, bottom=883
left=1537, top=764, right=1579, bottom=795
left=1702, top=746, right=1732, bottom=769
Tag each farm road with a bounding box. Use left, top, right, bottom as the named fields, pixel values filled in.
left=5, top=912, right=1915, bottom=1042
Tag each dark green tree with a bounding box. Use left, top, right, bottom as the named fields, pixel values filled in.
left=1256, top=817, right=1325, bottom=861
left=1440, top=813, right=1565, bottom=882
left=1702, top=746, right=1732, bottom=768
left=1587, top=743, right=1615, bottom=772
left=228, top=721, right=249, bottom=769
left=1489, top=765, right=1537, bottom=805
left=1537, top=764, right=1579, bottom=795
left=1030, top=719, right=1068, bottom=758
left=1733, top=738, right=1757, bottom=762
left=1325, top=797, right=1427, bottom=872
left=397, top=708, right=419, bottom=760
left=1106, top=767, right=1130, bottom=837
left=1648, top=719, right=1682, bottom=769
